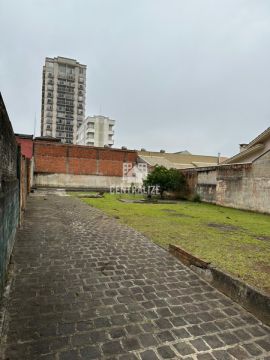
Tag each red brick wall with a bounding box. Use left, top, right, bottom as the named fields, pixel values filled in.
left=34, top=141, right=138, bottom=177
left=16, top=137, right=33, bottom=159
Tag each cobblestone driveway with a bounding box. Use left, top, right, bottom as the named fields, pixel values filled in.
left=1, top=194, right=270, bottom=359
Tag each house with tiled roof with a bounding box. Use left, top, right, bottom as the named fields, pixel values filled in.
left=224, top=127, right=270, bottom=164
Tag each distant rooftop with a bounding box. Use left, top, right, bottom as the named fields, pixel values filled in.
left=138, top=150, right=226, bottom=169
left=15, top=133, right=33, bottom=139
left=174, top=150, right=191, bottom=155
left=34, top=136, right=61, bottom=142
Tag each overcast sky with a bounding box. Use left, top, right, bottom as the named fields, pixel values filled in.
left=1, top=0, right=269, bottom=156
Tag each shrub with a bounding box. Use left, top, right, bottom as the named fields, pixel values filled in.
left=144, top=165, right=186, bottom=198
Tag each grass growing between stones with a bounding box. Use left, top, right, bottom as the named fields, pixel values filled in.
left=72, top=193, right=270, bottom=294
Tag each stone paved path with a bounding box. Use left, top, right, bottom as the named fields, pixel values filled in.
left=1, top=194, right=270, bottom=360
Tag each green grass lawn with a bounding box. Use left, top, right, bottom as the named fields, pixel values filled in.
left=72, top=192, right=270, bottom=294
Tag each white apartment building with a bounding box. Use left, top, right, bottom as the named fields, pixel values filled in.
left=76, top=115, right=115, bottom=147
left=41, top=56, right=86, bottom=144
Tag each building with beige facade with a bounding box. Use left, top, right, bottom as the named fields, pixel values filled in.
left=76, top=115, right=115, bottom=147
left=41, top=56, right=86, bottom=144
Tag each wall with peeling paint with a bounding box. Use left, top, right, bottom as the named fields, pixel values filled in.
left=216, top=153, right=270, bottom=213
left=184, top=155, right=270, bottom=214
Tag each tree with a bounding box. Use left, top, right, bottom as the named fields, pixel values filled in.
left=144, top=165, right=186, bottom=198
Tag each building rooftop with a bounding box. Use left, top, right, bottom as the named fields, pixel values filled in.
left=224, top=127, right=270, bottom=164
left=138, top=150, right=225, bottom=169
left=45, top=56, right=87, bottom=67
left=15, top=133, right=33, bottom=139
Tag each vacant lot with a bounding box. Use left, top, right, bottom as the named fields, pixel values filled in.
left=74, top=193, right=270, bottom=294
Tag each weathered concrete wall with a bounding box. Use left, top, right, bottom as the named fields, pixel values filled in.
left=182, top=169, right=198, bottom=198
left=198, top=169, right=217, bottom=185
left=217, top=155, right=270, bottom=213
left=183, top=167, right=217, bottom=202
left=197, top=184, right=216, bottom=203
left=184, top=157, right=270, bottom=213
left=34, top=173, right=131, bottom=189
left=197, top=168, right=217, bottom=203
left=0, top=93, right=19, bottom=295
left=33, top=140, right=138, bottom=189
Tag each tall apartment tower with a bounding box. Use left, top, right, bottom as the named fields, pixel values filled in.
left=41, top=56, right=86, bottom=143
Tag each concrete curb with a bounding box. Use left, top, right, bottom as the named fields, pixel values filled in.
left=169, top=244, right=270, bottom=326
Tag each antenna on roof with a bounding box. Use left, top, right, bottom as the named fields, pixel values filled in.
left=34, top=112, right=37, bottom=138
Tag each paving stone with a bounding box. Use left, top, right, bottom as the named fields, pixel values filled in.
left=156, top=307, right=173, bottom=317
left=196, top=354, right=215, bottom=360
left=211, top=349, right=233, bottom=359
left=1, top=194, right=269, bottom=360
left=40, top=355, right=57, bottom=360
left=4, top=343, right=32, bottom=359
left=140, top=350, right=159, bottom=360
left=139, top=333, right=158, bottom=347
left=248, top=325, right=268, bottom=337
left=233, top=329, right=252, bottom=341
left=200, top=322, right=219, bottom=334
left=71, top=332, right=90, bottom=346
left=187, top=325, right=205, bottom=336
left=217, top=332, right=240, bottom=345
left=102, top=340, right=124, bottom=355
left=141, top=322, right=156, bottom=333
left=256, top=338, right=270, bottom=352
left=119, top=354, right=139, bottom=360
left=156, top=330, right=175, bottom=343
left=59, top=350, right=80, bottom=360
left=155, top=318, right=173, bottom=330
left=173, top=341, right=195, bottom=356
left=170, top=316, right=187, bottom=327
left=80, top=345, right=102, bottom=359
left=125, top=324, right=142, bottom=335
left=241, top=342, right=263, bottom=356
left=172, top=327, right=191, bottom=339
left=94, top=316, right=111, bottom=328
left=58, top=323, right=75, bottom=335
left=89, top=330, right=108, bottom=343
left=109, top=327, right=126, bottom=339
left=122, top=336, right=141, bottom=351
left=203, top=335, right=224, bottom=349
left=111, top=314, right=127, bottom=326
left=189, top=338, right=209, bottom=351
left=227, top=345, right=250, bottom=359
left=76, top=320, right=94, bottom=332
left=157, top=345, right=177, bottom=358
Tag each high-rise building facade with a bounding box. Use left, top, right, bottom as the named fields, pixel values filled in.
left=76, top=115, right=115, bottom=147
left=41, top=57, right=86, bottom=144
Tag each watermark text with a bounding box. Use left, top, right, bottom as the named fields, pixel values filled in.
left=110, top=185, right=160, bottom=195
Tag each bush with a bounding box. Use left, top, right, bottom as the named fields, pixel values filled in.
left=144, top=165, right=186, bottom=198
